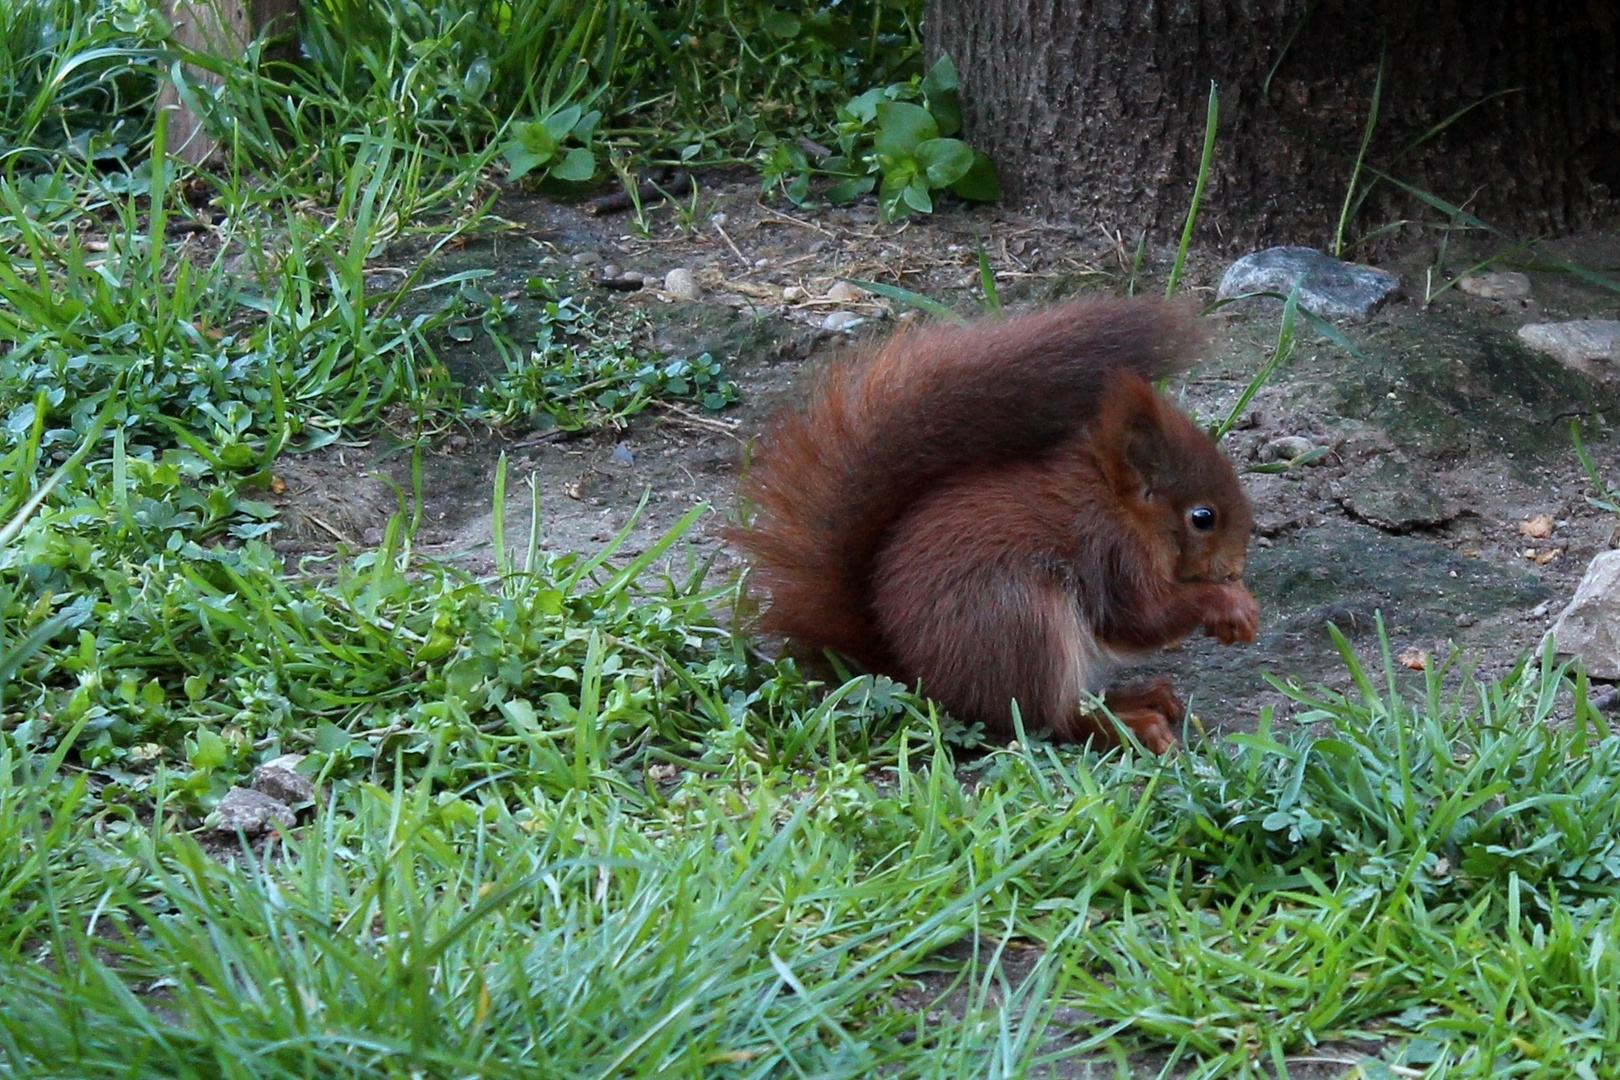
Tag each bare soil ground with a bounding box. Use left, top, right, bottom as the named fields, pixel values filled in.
left=272, top=174, right=1620, bottom=737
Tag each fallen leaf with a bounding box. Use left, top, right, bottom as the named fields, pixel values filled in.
left=1519, top=514, right=1555, bottom=539
left=1398, top=648, right=1429, bottom=671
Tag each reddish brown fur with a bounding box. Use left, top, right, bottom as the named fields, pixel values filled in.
left=731, top=299, right=1257, bottom=751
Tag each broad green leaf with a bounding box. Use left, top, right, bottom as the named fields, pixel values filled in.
left=761, top=10, right=801, bottom=37
left=902, top=174, right=934, bottom=214
left=190, top=728, right=226, bottom=770
left=950, top=151, right=1002, bottom=202
left=921, top=56, right=962, bottom=135
left=921, top=53, right=960, bottom=96
left=874, top=101, right=939, bottom=158
left=551, top=146, right=596, bottom=182
left=505, top=149, right=550, bottom=180
left=915, top=138, right=975, bottom=187
left=844, top=87, right=889, bottom=125
left=542, top=104, right=583, bottom=141
left=462, top=58, right=491, bottom=101
left=573, top=108, right=601, bottom=141
left=826, top=175, right=875, bottom=204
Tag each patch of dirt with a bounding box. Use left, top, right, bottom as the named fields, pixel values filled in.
left=267, top=173, right=1620, bottom=735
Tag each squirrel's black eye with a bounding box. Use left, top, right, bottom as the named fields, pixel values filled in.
left=1188, top=506, right=1217, bottom=532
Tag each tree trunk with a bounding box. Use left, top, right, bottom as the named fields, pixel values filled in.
left=926, top=0, right=1620, bottom=249
left=157, top=0, right=300, bottom=165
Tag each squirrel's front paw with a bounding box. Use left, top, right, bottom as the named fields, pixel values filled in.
left=1203, top=584, right=1259, bottom=644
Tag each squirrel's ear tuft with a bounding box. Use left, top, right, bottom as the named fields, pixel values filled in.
left=1094, top=370, right=1170, bottom=500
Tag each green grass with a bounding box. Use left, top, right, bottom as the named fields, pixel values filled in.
left=8, top=577, right=1620, bottom=1077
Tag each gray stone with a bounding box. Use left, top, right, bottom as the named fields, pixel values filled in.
left=251, top=753, right=315, bottom=805
left=1339, top=454, right=1451, bottom=532
left=1547, top=550, right=1620, bottom=679
left=1517, top=320, right=1620, bottom=372
left=663, top=268, right=702, bottom=301
left=212, top=787, right=295, bottom=835
left=1458, top=271, right=1531, bottom=300
left=823, top=311, right=866, bottom=332
left=1260, top=436, right=1316, bottom=463
left=1217, top=246, right=1400, bottom=322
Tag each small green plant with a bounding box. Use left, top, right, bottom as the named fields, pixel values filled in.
left=1572, top=418, right=1620, bottom=515
left=500, top=104, right=601, bottom=186
left=762, top=55, right=1000, bottom=220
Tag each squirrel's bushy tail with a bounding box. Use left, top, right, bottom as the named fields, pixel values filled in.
left=731, top=298, right=1204, bottom=667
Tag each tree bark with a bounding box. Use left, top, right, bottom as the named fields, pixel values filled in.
left=157, top=0, right=300, bottom=165
left=926, top=0, right=1620, bottom=249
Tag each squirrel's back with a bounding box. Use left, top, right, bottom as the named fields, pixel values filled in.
left=731, top=299, right=1204, bottom=667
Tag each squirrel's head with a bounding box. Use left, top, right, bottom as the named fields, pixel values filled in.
left=1093, top=370, right=1253, bottom=584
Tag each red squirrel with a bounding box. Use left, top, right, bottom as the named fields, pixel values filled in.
left=731, top=299, right=1258, bottom=753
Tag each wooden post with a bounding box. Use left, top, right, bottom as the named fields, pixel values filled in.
left=156, top=0, right=300, bottom=166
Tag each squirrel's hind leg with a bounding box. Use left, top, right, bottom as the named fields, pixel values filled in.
left=1046, top=676, right=1182, bottom=753
left=1100, top=677, right=1184, bottom=753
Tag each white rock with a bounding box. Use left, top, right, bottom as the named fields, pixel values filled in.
left=1457, top=271, right=1531, bottom=300
left=1518, top=320, right=1620, bottom=369
left=826, top=280, right=866, bottom=303
left=781, top=285, right=807, bottom=303
left=1546, top=549, right=1620, bottom=678
left=663, top=268, right=702, bottom=301
left=823, top=311, right=865, bottom=332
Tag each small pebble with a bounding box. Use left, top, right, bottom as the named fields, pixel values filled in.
left=600, top=264, right=621, bottom=279
left=782, top=285, right=807, bottom=303
left=1260, top=435, right=1315, bottom=462
left=571, top=251, right=603, bottom=266
left=1457, top=271, right=1531, bottom=300
left=663, top=268, right=702, bottom=301
left=212, top=787, right=295, bottom=835
left=826, top=280, right=865, bottom=303
left=610, top=443, right=635, bottom=467
left=823, top=311, right=865, bottom=332
left=252, top=755, right=316, bottom=805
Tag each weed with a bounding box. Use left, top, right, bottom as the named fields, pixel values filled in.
left=761, top=54, right=999, bottom=221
